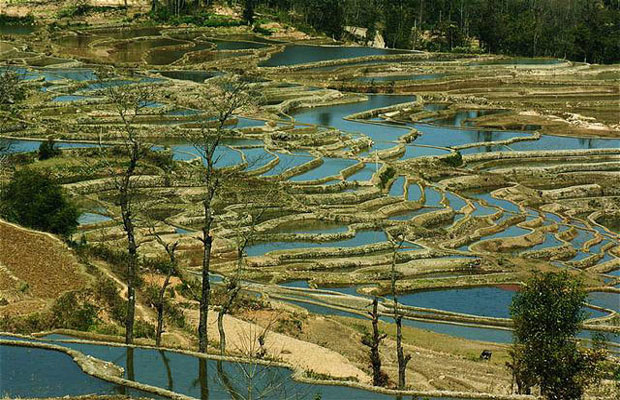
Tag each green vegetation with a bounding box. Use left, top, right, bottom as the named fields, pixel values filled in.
left=56, top=0, right=126, bottom=19
left=509, top=272, right=607, bottom=398
left=50, top=291, right=98, bottom=331
left=149, top=7, right=243, bottom=27
left=254, top=0, right=620, bottom=63
left=0, top=71, right=26, bottom=111
left=38, top=138, right=62, bottom=161
left=0, top=14, right=35, bottom=25
left=441, top=151, right=463, bottom=167
left=378, top=166, right=395, bottom=189
left=0, top=169, right=79, bottom=237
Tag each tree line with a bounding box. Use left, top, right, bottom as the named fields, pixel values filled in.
left=251, top=0, right=620, bottom=63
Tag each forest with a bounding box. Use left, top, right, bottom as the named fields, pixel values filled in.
left=246, top=0, right=620, bottom=63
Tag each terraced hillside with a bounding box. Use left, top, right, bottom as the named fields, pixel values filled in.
left=0, top=18, right=619, bottom=400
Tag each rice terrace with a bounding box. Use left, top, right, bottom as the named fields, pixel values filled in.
left=0, top=1, right=619, bottom=399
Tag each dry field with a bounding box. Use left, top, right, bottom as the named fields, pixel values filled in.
left=0, top=219, right=88, bottom=314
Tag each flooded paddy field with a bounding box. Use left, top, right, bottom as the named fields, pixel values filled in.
left=1, top=15, right=619, bottom=400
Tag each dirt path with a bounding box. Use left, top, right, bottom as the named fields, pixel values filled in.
left=183, top=308, right=370, bottom=383
left=91, top=259, right=152, bottom=320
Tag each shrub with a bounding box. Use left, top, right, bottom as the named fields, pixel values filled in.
left=0, top=169, right=79, bottom=237
left=50, top=291, right=99, bottom=331
left=93, top=323, right=122, bottom=336
left=38, top=138, right=62, bottom=160
left=57, top=0, right=91, bottom=19
left=0, top=70, right=26, bottom=110
left=440, top=151, right=463, bottom=167
left=253, top=25, right=273, bottom=36
left=149, top=9, right=242, bottom=28
left=133, top=319, right=155, bottom=339
left=0, top=14, right=35, bottom=25
left=378, top=166, right=396, bottom=189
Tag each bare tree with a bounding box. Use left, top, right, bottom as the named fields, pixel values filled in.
left=217, top=196, right=273, bottom=356
left=94, top=70, right=157, bottom=345
left=214, top=319, right=308, bottom=400
left=362, top=297, right=387, bottom=387
left=147, top=226, right=180, bottom=347
left=185, top=75, right=256, bottom=353
left=387, top=231, right=411, bottom=390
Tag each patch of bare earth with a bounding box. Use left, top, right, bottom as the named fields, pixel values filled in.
left=0, top=220, right=87, bottom=314
left=183, top=307, right=370, bottom=383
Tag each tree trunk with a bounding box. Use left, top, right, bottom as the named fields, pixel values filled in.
left=126, top=347, right=135, bottom=381
left=390, top=235, right=411, bottom=389
left=120, top=182, right=138, bottom=345
left=396, top=316, right=411, bottom=389
left=156, top=303, right=164, bottom=347
left=217, top=309, right=226, bottom=355
left=217, top=286, right=239, bottom=355
left=155, top=262, right=174, bottom=347
left=198, top=358, right=209, bottom=400
left=198, top=228, right=212, bottom=353
left=367, top=297, right=385, bottom=387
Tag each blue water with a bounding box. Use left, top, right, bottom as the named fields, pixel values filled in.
left=391, top=287, right=607, bottom=320
left=471, top=193, right=521, bottom=214
left=588, top=292, right=619, bottom=312
left=260, top=45, right=409, bottom=67
left=42, top=341, right=403, bottom=399
left=388, top=176, right=406, bottom=197
left=0, top=344, right=153, bottom=397
left=231, top=117, right=266, bottom=129
left=424, top=187, right=443, bottom=206
left=261, top=151, right=313, bottom=176
left=42, top=68, right=97, bottom=82
left=170, top=144, right=242, bottom=166
left=242, top=147, right=277, bottom=171
left=542, top=212, right=564, bottom=224
left=0, top=66, right=96, bottom=82
left=445, top=192, right=468, bottom=211
left=280, top=280, right=311, bottom=289
left=571, top=251, right=592, bottom=262
left=470, top=201, right=497, bottom=217
left=510, top=134, right=620, bottom=152
left=1, top=139, right=99, bottom=154
left=407, top=184, right=422, bottom=201
left=412, top=124, right=530, bottom=148
left=390, top=286, right=516, bottom=318
left=345, top=163, right=378, bottom=181
left=292, top=95, right=414, bottom=143
left=570, top=229, right=596, bottom=250
left=78, top=213, right=112, bottom=225
left=245, top=230, right=388, bottom=257
left=481, top=225, right=530, bottom=241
